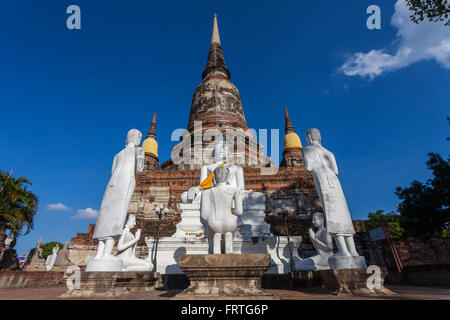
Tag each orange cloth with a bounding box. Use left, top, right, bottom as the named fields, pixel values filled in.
left=198, top=162, right=227, bottom=189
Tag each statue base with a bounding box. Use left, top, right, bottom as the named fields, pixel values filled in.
left=328, top=255, right=367, bottom=270
left=145, top=235, right=302, bottom=275
left=60, top=271, right=159, bottom=297
left=85, top=257, right=122, bottom=272
left=318, top=268, right=395, bottom=296
left=173, top=254, right=278, bottom=300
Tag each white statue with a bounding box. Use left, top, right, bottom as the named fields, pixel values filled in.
left=181, top=141, right=245, bottom=203
left=303, top=128, right=360, bottom=259
left=295, top=212, right=332, bottom=270
left=200, top=166, right=243, bottom=254
left=45, top=245, right=60, bottom=271
left=54, top=240, right=72, bottom=269
left=25, top=238, right=45, bottom=270
left=117, top=214, right=153, bottom=271
left=87, top=129, right=144, bottom=272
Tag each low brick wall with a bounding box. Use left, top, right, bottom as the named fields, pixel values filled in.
left=402, top=263, right=450, bottom=287
left=0, top=270, right=65, bottom=289
left=391, top=237, right=450, bottom=266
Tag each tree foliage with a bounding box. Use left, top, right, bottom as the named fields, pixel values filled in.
left=40, top=241, right=64, bottom=260
left=0, top=171, right=38, bottom=251
left=396, top=152, right=450, bottom=237
left=406, top=0, right=450, bottom=26
left=359, top=210, right=404, bottom=238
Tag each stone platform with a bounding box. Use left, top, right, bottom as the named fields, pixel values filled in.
left=319, top=268, right=394, bottom=296
left=146, top=235, right=302, bottom=275
left=174, top=254, right=279, bottom=299
left=61, top=271, right=159, bottom=298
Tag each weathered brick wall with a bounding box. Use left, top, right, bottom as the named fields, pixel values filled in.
left=390, top=237, right=450, bottom=266
left=353, top=234, right=450, bottom=270
left=401, top=263, right=450, bottom=286
left=71, top=224, right=98, bottom=247
left=0, top=270, right=65, bottom=289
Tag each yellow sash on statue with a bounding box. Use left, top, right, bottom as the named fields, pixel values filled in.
left=198, top=161, right=227, bottom=189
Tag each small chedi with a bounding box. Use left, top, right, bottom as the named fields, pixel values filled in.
left=86, top=129, right=144, bottom=272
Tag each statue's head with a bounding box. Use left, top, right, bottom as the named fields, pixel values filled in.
left=53, top=245, right=59, bottom=253
left=213, top=165, right=230, bottom=185
left=312, top=212, right=325, bottom=229
left=125, top=214, right=137, bottom=229
left=126, top=129, right=142, bottom=147
left=305, top=128, right=321, bottom=146
left=213, top=140, right=230, bottom=162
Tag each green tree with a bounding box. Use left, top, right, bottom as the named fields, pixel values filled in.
left=406, top=0, right=450, bottom=26
left=395, top=118, right=450, bottom=237
left=396, top=153, right=449, bottom=237
left=0, top=170, right=38, bottom=259
left=40, top=241, right=64, bottom=260
left=359, top=210, right=404, bottom=238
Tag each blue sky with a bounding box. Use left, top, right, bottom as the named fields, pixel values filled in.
left=1, top=1, right=449, bottom=255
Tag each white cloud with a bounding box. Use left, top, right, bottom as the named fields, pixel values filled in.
left=340, top=0, right=450, bottom=79
left=47, top=202, right=71, bottom=211
left=71, top=208, right=99, bottom=220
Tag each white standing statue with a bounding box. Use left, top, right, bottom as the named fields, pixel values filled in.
left=200, top=166, right=243, bottom=254
left=303, top=128, right=366, bottom=269
left=86, top=129, right=145, bottom=272
left=117, top=214, right=153, bottom=271
left=295, top=212, right=332, bottom=270
left=45, top=245, right=60, bottom=271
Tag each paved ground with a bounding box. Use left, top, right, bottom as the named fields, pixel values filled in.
left=0, top=285, right=449, bottom=300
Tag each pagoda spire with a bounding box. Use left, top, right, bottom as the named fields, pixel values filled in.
left=284, top=106, right=295, bottom=134
left=281, top=107, right=303, bottom=167
left=147, top=113, right=157, bottom=140
left=142, top=113, right=159, bottom=171
left=202, top=14, right=231, bottom=80
left=211, top=13, right=221, bottom=45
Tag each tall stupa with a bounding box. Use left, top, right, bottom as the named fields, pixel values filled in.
left=162, top=14, right=267, bottom=170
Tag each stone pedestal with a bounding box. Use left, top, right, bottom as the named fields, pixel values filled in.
left=61, top=271, right=158, bottom=297
left=319, top=268, right=394, bottom=296
left=174, top=254, right=278, bottom=299
left=328, top=255, right=367, bottom=270
left=174, top=202, right=204, bottom=238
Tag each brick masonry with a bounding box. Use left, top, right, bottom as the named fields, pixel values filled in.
left=0, top=270, right=65, bottom=289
